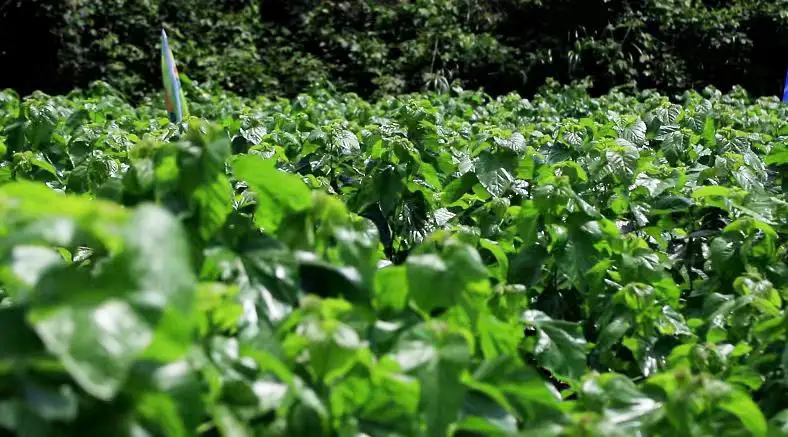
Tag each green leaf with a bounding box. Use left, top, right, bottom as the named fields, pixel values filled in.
left=232, top=155, right=313, bottom=233
left=693, top=185, right=734, bottom=199
left=580, top=373, right=663, bottom=432
left=456, top=390, right=518, bottom=436
left=493, top=132, right=526, bottom=153
left=508, top=245, right=548, bottom=287
left=719, top=389, right=767, bottom=437
left=122, top=205, right=196, bottom=316
left=443, top=172, right=480, bottom=204
left=783, top=344, right=788, bottom=386
left=479, top=238, right=509, bottom=282
left=374, top=265, right=409, bottom=312
left=702, top=116, right=717, bottom=146
left=516, top=201, right=540, bottom=248
left=522, top=310, right=587, bottom=379
left=29, top=299, right=151, bottom=401
left=1, top=245, right=65, bottom=298
left=136, top=392, right=188, bottom=437
left=240, top=126, right=267, bottom=145
left=393, top=321, right=473, bottom=437
left=212, top=404, right=252, bottom=437
left=596, top=316, right=632, bottom=351
left=0, top=181, right=129, bottom=249
left=472, top=355, right=561, bottom=412
left=25, top=204, right=195, bottom=400
left=765, top=145, right=788, bottom=165
left=554, top=161, right=588, bottom=183
left=633, top=173, right=672, bottom=197
left=335, top=130, right=360, bottom=155
left=474, top=151, right=516, bottom=198
left=618, top=118, right=646, bottom=145
left=406, top=240, right=488, bottom=313
left=651, top=195, right=693, bottom=214
left=477, top=312, right=520, bottom=359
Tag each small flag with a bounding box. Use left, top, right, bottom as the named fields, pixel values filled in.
left=783, top=68, right=788, bottom=103
left=161, top=29, right=189, bottom=123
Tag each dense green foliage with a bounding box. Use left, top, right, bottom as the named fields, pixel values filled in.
left=3, top=0, right=788, bottom=99
left=0, top=79, right=786, bottom=436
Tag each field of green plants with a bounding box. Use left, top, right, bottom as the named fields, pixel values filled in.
left=0, top=80, right=786, bottom=436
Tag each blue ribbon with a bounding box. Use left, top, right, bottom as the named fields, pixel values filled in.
left=161, top=30, right=184, bottom=123
left=783, top=68, right=788, bottom=102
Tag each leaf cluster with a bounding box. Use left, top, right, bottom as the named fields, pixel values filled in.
left=0, top=81, right=786, bottom=436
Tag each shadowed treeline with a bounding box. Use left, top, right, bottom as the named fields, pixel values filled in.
left=1, top=0, right=787, bottom=99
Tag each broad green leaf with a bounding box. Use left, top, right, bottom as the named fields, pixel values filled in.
left=374, top=265, right=409, bottom=312
left=335, top=130, right=360, bottom=155
left=493, top=132, right=526, bottom=153
left=23, top=204, right=195, bottom=400
left=597, top=316, right=632, bottom=351
left=472, top=355, right=561, bottom=412
left=693, top=185, right=734, bottom=199
left=232, top=155, right=313, bottom=233
left=580, top=373, right=663, bottom=434
left=479, top=238, right=508, bottom=281
left=455, top=391, right=518, bottom=436
left=0, top=181, right=128, bottom=250
left=406, top=240, right=488, bottom=313
left=516, top=201, right=540, bottom=248
left=192, top=174, right=233, bottom=240
left=474, top=151, right=516, bottom=198
left=702, top=116, right=717, bottom=146
left=136, top=392, right=188, bottom=437
left=719, top=388, right=767, bottom=437
left=522, top=310, right=587, bottom=379
left=29, top=299, right=151, bottom=400
left=212, top=404, right=252, bottom=437
left=393, top=321, right=473, bottom=437
left=764, top=145, right=788, bottom=165
left=1, top=245, right=65, bottom=298
left=443, top=172, right=479, bottom=204
left=122, top=205, right=195, bottom=316
left=618, top=117, right=646, bottom=145
left=477, top=312, right=520, bottom=359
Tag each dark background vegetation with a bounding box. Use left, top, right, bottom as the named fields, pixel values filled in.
left=1, top=0, right=787, bottom=100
